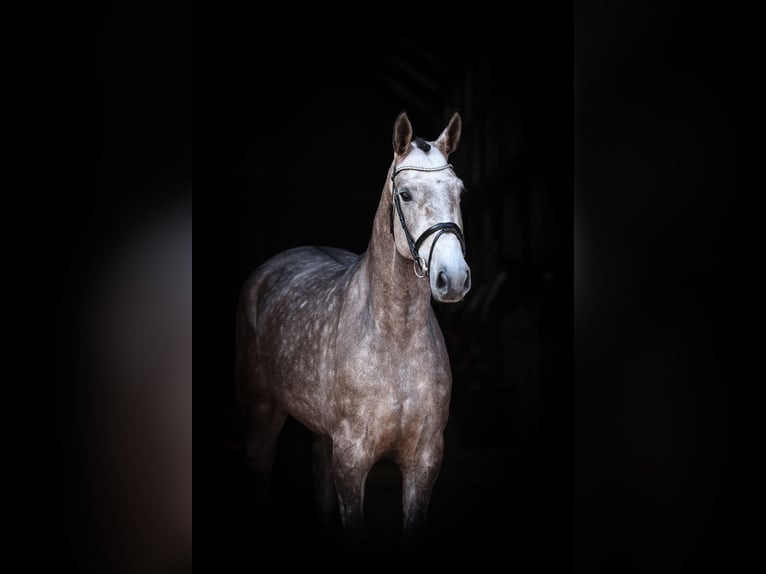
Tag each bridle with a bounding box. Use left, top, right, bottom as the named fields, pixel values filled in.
left=389, top=162, right=466, bottom=278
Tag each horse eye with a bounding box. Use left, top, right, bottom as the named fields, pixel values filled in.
left=400, top=191, right=412, bottom=202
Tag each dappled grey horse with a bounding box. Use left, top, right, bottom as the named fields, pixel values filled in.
left=236, top=112, right=470, bottom=543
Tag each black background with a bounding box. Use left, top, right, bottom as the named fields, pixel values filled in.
left=17, top=1, right=764, bottom=571
left=575, top=3, right=764, bottom=570
left=195, top=8, right=573, bottom=564
left=199, top=7, right=572, bottom=569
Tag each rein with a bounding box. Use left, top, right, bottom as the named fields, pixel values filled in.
left=389, top=163, right=466, bottom=278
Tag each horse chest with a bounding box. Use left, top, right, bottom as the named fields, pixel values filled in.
left=330, top=339, right=451, bottom=447
left=336, top=332, right=449, bottom=390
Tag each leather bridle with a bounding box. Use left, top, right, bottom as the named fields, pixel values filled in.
left=389, top=162, right=466, bottom=278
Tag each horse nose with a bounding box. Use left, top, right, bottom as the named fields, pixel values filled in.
left=435, top=266, right=471, bottom=301
left=436, top=270, right=448, bottom=292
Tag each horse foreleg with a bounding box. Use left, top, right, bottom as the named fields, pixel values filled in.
left=331, top=441, right=372, bottom=543
left=400, top=438, right=444, bottom=547
left=313, top=435, right=337, bottom=529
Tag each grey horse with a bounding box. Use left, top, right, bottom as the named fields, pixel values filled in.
left=236, top=112, right=470, bottom=544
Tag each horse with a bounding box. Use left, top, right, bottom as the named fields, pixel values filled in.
left=236, top=111, right=470, bottom=545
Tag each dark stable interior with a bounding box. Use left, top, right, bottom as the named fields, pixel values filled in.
left=197, top=13, right=572, bottom=568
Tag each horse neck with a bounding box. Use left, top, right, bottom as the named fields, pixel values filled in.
left=361, top=165, right=433, bottom=337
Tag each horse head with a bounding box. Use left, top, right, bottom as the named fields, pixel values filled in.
left=390, top=112, right=471, bottom=302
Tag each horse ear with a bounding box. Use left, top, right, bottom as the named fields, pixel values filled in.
left=435, top=112, right=462, bottom=156
left=392, top=111, right=413, bottom=156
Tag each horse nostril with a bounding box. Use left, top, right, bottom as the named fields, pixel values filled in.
left=436, top=270, right=448, bottom=291
left=463, top=270, right=471, bottom=292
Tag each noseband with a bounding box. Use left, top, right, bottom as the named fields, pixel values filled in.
left=389, top=163, right=466, bottom=278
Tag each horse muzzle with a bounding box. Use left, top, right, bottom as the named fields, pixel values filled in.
left=431, top=261, right=471, bottom=302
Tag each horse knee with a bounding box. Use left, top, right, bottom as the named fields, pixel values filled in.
left=400, top=453, right=444, bottom=543
left=330, top=449, right=372, bottom=534
left=332, top=461, right=368, bottom=507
